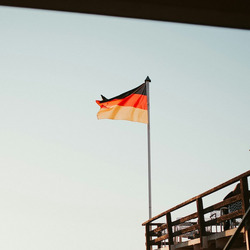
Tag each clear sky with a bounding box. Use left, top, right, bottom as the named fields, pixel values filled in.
left=0, top=6, right=249, bottom=250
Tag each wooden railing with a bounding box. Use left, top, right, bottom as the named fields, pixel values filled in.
left=142, top=170, right=250, bottom=250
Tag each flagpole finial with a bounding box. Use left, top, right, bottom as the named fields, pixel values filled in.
left=145, top=76, right=151, bottom=82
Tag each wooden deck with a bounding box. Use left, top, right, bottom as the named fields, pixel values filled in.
left=159, top=228, right=246, bottom=250
left=142, top=170, right=250, bottom=250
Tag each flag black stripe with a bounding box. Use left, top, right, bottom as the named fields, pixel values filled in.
left=99, top=83, right=146, bottom=103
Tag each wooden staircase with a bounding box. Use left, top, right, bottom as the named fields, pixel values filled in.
left=142, top=171, right=250, bottom=250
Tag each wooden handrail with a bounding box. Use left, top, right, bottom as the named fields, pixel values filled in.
left=142, top=170, right=250, bottom=225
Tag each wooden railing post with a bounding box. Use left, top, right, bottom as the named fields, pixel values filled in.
left=196, top=197, right=206, bottom=248
left=166, top=212, right=174, bottom=249
left=240, top=177, right=250, bottom=250
left=145, top=223, right=152, bottom=250
left=240, top=177, right=250, bottom=213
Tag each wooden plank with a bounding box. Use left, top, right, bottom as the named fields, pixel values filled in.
left=152, top=224, right=167, bottom=234
left=152, top=225, right=200, bottom=245
left=173, top=224, right=199, bottom=237
left=172, top=212, right=197, bottom=226
left=150, top=233, right=169, bottom=244
left=204, top=209, right=244, bottom=227
left=174, top=238, right=201, bottom=249
left=150, top=223, right=164, bottom=226
left=203, top=194, right=242, bottom=214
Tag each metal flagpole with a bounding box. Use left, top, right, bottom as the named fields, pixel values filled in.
left=145, top=76, right=152, bottom=219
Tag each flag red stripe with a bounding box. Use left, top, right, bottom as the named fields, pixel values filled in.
left=96, top=93, right=147, bottom=110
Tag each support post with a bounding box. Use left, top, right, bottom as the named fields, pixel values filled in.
left=166, top=212, right=174, bottom=249
left=196, top=198, right=206, bottom=248
left=146, top=223, right=152, bottom=250
left=241, top=177, right=250, bottom=250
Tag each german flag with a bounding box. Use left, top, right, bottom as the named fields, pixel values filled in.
left=96, top=83, right=148, bottom=124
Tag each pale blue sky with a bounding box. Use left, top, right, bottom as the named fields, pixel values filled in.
left=0, top=6, right=250, bottom=250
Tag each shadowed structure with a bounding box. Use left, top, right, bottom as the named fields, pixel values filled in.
left=0, top=0, right=250, bottom=29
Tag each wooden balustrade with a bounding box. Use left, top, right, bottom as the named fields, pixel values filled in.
left=142, top=170, right=250, bottom=250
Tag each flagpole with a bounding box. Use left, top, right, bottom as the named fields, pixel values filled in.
left=145, top=76, right=152, bottom=219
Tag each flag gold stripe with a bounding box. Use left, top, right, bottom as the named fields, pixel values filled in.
left=97, top=105, right=148, bottom=124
